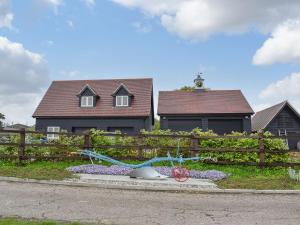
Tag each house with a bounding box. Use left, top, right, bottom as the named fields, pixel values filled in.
left=252, top=101, right=300, bottom=149
left=157, top=76, right=254, bottom=134
left=4, top=123, right=31, bottom=130
left=33, top=78, right=154, bottom=134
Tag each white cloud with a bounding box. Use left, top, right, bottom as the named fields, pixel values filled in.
left=33, top=0, right=63, bottom=14
left=40, top=0, right=63, bottom=7
left=111, top=0, right=300, bottom=40
left=132, top=22, right=151, bottom=33
left=0, top=36, right=50, bottom=124
left=253, top=20, right=300, bottom=65
left=67, top=20, right=74, bottom=28
left=81, top=0, right=95, bottom=8
left=258, top=72, right=300, bottom=111
left=0, top=0, right=13, bottom=29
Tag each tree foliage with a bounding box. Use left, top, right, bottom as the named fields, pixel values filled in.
left=0, top=113, right=5, bottom=128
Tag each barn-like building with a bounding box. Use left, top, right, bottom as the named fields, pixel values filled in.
left=158, top=76, right=254, bottom=134
left=252, top=101, right=300, bottom=149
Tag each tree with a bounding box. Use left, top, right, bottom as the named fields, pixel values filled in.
left=178, top=86, right=195, bottom=91
left=153, top=118, right=160, bottom=130
left=0, top=113, right=5, bottom=128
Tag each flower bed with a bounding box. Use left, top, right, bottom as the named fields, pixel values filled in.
left=66, top=164, right=227, bottom=181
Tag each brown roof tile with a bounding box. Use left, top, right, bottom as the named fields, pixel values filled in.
left=157, top=90, right=254, bottom=115
left=33, top=78, right=153, bottom=118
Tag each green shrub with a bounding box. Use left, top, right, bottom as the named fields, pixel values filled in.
left=194, top=129, right=289, bottom=163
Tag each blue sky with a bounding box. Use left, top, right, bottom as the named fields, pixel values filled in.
left=1, top=0, right=300, bottom=124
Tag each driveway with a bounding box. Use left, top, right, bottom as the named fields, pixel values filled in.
left=0, top=181, right=299, bottom=225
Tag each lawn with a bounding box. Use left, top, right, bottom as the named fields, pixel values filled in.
left=0, top=217, right=87, bottom=225
left=185, top=162, right=300, bottom=190
left=0, top=160, right=81, bottom=180
left=0, top=159, right=299, bottom=190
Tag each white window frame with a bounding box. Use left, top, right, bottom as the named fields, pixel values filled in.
left=47, top=126, right=60, bottom=140
left=81, top=96, right=94, bottom=107
left=116, top=96, right=129, bottom=107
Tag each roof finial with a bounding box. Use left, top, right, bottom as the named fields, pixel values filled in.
left=194, top=72, right=204, bottom=89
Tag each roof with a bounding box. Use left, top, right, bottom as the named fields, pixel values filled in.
left=112, top=83, right=133, bottom=96
left=77, top=84, right=98, bottom=96
left=5, top=124, right=31, bottom=129
left=157, top=90, right=254, bottom=115
left=33, top=78, right=153, bottom=118
left=252, top=101, right=300, bottom=131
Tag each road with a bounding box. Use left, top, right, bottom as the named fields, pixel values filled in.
left=0, top=181, right=300, bottom=225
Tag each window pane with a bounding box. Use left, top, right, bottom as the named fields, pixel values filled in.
left=81, top=97, right=86, bottom=106
left=81, top=96, right=94, bottom=107
left=47, top=127, right=60, bottom=140
left=116, top=96, right=122, bottom=106
left=87, top=96, right=93, bottom=106
left=123, top=96, right=128, bottom=106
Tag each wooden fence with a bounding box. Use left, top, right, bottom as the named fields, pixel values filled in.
left=0, top=128, right=299, bottom=168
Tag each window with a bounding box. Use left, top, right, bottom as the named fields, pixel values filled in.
left=81, top=96, right=94, bottom=107
left=116, top=96, right=129, bottom=107
left=47, top=127, right=60, bottom=140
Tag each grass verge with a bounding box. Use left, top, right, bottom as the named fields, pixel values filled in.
left=0, top=160, right=299, bottom=190
left=0, top=161, right=83, bottom=180
left=0, top=217, right=87, bottom=225
left=183, top=162, right=300, bottom=190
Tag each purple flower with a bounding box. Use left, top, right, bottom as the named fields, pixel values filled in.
left=67, top=164, right=227, bottom=181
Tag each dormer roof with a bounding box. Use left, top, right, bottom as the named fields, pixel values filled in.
left=77, top=84, right=98, bottom=97
left=111, top=83, right=134, bottom=96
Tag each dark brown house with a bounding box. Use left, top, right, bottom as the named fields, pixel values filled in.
left=33, top=78, right=154, bottom=134
left=157, top=88, right=254, bottom=134
left=252, top=101, right=300, bottom=149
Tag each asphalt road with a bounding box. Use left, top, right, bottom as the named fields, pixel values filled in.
left=0, top=181, right=300, bottom=225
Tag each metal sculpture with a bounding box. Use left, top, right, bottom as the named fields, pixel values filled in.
left=80, top=149, right=200, bottom=180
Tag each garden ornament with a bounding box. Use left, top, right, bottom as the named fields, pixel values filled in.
left=79, top=149, right=200, bottom=180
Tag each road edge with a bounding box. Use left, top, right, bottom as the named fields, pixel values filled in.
left=1, top=176, right=300, bottom=194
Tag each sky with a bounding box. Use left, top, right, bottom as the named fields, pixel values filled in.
left=0, top=0, right=300, bottom=125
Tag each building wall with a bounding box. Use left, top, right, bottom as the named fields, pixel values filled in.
left=35, top=117, right=151, bottom=134
left=160, top=115, right=252, bottom=134
left=265, top=106, right=300, bottom=149
left=266, top=106, right=300, bottom=133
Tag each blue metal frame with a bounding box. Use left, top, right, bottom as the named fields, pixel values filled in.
left=80, top=150, right=200, bottom=169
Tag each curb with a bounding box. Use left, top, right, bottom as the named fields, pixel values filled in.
left=1, top=176, right=300, bottom=194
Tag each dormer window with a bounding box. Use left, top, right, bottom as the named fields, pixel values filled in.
left=77, top=84, right=99, bottom=108
left=81, top=96, right=94, bottom=107
left=112, top=83, right=133, bottom=107
left=116, top=96, right=129, bottom=107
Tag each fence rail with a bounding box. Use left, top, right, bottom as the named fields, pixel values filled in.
left=0, top=128, right=299, bottom=167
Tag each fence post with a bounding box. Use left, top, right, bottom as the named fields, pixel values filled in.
left=137, top=135, right=143, bottom=160
left=190, top=133, right=199, bottom=157
left=258, top=130, right=265, bottom=168
left=18, top=128, right=26, bottom=165
left=83, top=131, right=92, bottom=150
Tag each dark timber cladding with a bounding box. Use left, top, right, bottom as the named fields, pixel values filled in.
left=158, top=90, right=254, bottom=134
left=252, top=101, right=300, bottom=149
left=33, top=78, right=154, bottom=134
